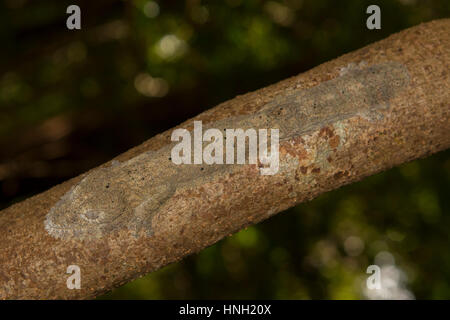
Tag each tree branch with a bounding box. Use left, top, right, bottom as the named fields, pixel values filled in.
left=1, top=19, right=449, bottom=299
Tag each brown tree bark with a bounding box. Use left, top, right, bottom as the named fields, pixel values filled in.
left=0, top=19, right=449, bottom=299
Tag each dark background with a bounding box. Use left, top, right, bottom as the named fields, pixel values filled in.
left=0, top=0, right=449, bottom=299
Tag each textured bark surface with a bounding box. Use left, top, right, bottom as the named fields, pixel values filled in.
left=0, top=19, right=449, bottom=299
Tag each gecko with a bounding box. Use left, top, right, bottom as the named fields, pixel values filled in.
left=44, top=61, right=410, bottom=240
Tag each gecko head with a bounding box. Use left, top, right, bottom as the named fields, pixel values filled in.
left=45, top=167, right=131, bottom=240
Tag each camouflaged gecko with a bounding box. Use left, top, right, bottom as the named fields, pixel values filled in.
left=44, top=61, right=409, bottom=240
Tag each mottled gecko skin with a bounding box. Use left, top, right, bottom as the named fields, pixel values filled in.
left=45, top=62, right=410, bottom=240
left=45, top=149, right=232, bottom=240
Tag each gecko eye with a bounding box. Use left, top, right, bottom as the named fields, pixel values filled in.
left=81, top=210, right=106, bottom=223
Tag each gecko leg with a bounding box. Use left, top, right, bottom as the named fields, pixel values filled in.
left=127, top=184, right=175, bottom=237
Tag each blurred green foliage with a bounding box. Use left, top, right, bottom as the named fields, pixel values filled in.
left=0, top=0, right=448, bottom=299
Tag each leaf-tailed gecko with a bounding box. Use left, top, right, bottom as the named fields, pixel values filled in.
left=44, top=61, right=409, bottom=240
